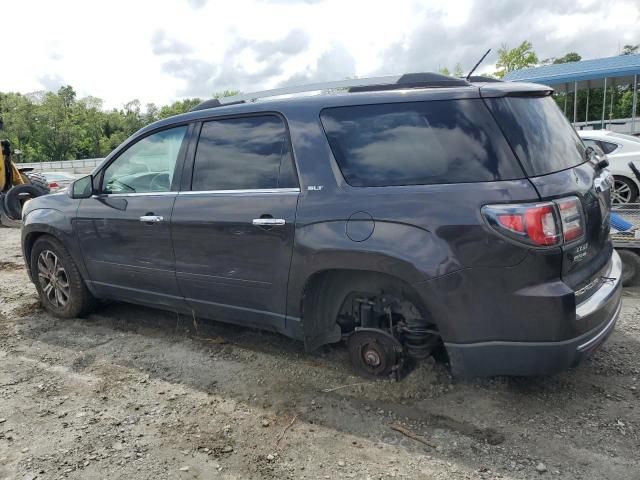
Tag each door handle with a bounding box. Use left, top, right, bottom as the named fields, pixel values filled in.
left=252, top=218, right=285, bottom=226
left=139, top=215, right=164, bottom=223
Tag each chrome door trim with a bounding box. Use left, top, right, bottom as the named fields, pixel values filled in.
left=178, top=188, right=300, bottom=196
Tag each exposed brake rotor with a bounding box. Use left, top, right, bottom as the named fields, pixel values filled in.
left=347, top=328, right=404, bottom=380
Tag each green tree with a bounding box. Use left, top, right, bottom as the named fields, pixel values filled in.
left=158, top=98, right=202, bottom=119
left=35, top=86, right=78, bottom=161
left=494, top=41, right=538, bottom=78
left=75, top=96, right=105, bottom=158
left=438, top=64, right=463, bottom=77
left=213, top=90, right=240, bottom=99
left=553, top=52, right=581, bottom=64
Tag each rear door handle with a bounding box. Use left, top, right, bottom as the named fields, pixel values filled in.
left=252, top=218, right=285, bottom=226
left=139, top=215, right=164, bottom=223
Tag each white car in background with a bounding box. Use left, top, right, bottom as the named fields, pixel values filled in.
left=578, top=130, right=640, bottom=204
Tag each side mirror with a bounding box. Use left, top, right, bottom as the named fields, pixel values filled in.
left=69, top=175, right=95, bottom=199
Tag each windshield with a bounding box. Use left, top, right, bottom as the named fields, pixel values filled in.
left=485, top=96, right=586, bottom=177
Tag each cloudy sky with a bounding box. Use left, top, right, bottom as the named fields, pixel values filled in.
left=3, top=0, right=639, bottom=108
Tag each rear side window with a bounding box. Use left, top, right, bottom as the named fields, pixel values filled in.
left=192, top=115, right=297, bottom=191
left=599, top=141, right=618, bottom=154
left=320, top=99, right=523, bottom=187
left=485, top=96, right=586, bottom=177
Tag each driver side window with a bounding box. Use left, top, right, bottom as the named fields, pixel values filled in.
left=102, top=126, right=188, bottom=194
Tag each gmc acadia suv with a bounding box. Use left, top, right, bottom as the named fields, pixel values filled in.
left=21, top=73, right=622, bottom=378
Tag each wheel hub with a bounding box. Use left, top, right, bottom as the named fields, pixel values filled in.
left=347, top=329, right=403, bottom=379
left=363, top=348, right=381, bottom=367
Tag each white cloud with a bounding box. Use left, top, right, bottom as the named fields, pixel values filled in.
left=0, top=0, right=637, bottom=109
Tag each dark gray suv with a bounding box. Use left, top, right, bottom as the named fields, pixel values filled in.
left=21, top=73, right=622, bottom=378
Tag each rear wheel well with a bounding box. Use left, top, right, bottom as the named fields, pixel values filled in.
left=302, top=269, right=438, bottom=349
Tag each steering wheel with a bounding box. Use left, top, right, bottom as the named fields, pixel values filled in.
left=106, top=179, right=135, bottom=193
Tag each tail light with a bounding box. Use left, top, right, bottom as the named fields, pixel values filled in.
left=556, top=197, right=584, bottom=241
left=483, top=196, right=584, bottom=247
left=49, top=182, right=59, bottom=188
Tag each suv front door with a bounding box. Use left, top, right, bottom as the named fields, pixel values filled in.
left=171, top=114, right=299, bottom=331
left=75, top=125, right=191, bottom=309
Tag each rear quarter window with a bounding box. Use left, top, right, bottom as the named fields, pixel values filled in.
left=485, top=96, right=587, bottom=177
left=320, top=99, right=524, bottom=187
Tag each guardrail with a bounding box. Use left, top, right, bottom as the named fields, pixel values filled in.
left=17, top=158, right=103, bottom=174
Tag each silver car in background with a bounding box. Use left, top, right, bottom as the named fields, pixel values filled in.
left=42, top=171, right=78, bottom=192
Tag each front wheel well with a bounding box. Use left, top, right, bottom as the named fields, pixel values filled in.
left=23, top=232, right=51, bottom=272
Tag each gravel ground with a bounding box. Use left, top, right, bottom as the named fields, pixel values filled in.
left=0, top=227, right=639, bottom=480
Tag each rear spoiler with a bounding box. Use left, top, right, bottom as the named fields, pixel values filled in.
left=479, top=81, right=553, bottom=99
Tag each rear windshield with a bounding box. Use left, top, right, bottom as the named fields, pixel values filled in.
left=485, top=96, right=586, bottom=177
left=320, top=99, right=524, bottom=187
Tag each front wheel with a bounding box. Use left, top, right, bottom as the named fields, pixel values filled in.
left=30, top=236, right=96, bottom=318
left=612, top=176, right=639, bottom=205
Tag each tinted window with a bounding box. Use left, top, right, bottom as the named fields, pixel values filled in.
left=582, top=139, right=600, bottom=150
left=581, top=139, right=606, bottom=158
left=103, top=126, right=187, bottom=194
left=600, top=141, right=618, bottom=154
left=320, top=100, right=523, bottom=187
left=192, top=115, right=296, bottom=191
left=486, top=96, right=586, bottom=177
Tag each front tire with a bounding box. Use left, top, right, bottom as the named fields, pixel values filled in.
left=30, top=236, right=96, bottom=318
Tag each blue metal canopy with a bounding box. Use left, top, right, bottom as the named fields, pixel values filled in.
left=504, top=54, right=640, bottom=86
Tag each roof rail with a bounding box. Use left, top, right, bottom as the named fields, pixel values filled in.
left=467, top=75, right=503, bottom=83
left=190, top=72, right=472, bottom=112
left=190, top=98, right=245, bottom=112
left=348, top=73, right=469, bottom=92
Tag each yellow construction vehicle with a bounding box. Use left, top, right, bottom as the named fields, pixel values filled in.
left=1, top=119, right=50, bottom=226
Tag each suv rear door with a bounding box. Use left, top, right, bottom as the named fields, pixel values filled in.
left=171, top=114, right=299, bottom=331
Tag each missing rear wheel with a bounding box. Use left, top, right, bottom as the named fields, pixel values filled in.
left=347, top=329, right=403, bottom=379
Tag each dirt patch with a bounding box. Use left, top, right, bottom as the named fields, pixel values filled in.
left=0, top=227, right=639, bottom=479
left=0, top=261, right=23, bottom=272
left=11, top=301, right=42, bottom=317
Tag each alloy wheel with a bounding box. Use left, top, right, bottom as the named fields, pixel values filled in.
left=612, top=179, right=633, bottom=204
left=37, top=250, right=70, bottom=307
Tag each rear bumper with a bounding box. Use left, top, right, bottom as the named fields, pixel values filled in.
left=446, top=250, right=623, bottom=377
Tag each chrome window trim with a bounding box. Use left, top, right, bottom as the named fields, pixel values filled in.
left=178, top=188, right=300, bottom=196
left=90, top=188, right=301, bottom=198
left=91, top=191, right=177, bottom=198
